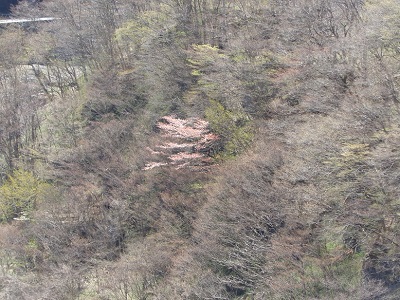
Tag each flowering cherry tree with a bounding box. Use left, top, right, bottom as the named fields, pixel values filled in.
left=143, top=115, right=219, bottom=170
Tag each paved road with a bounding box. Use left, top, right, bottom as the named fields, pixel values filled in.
left=0, top=17, right=56, bottom=24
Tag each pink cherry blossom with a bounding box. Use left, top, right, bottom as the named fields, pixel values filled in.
left=143, top=115, right=219, bottom=170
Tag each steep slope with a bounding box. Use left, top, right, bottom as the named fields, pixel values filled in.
left=0, top=0, right=400, bottom=299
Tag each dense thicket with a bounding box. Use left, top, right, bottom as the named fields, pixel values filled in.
left=0, top=0, right=400, bottom=299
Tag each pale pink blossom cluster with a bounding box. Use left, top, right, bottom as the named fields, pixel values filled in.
left=157, top=116, right=211, bottom=139
left=143, top=115, right=219, bottom=170
left=143, top=162, right=168, bottom=170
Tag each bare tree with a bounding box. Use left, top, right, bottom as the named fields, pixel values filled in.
left=0, top=28, right=42, bottom=171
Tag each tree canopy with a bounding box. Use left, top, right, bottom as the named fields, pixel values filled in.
left=0, top=0, right=400, bottom=299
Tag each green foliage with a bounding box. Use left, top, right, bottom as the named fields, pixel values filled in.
left=39, top=93, right=86, bottom=149
left=187, top=44, right=225, bottom=68
left=115, top=19, right=153, bottom=51
left=115, top=8, right=172, bottom=53
left=0, top=169, right=50, bottom=222
left=186, top=44, right=233, bottom=104
left=185, top=44, right=237, bottom=110
left=331, top=252, right=364, bottom=289
left=206, top=100, right=253, bottom=157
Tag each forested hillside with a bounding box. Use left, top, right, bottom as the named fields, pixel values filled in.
left=1, top=0, right=400, bottom=299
